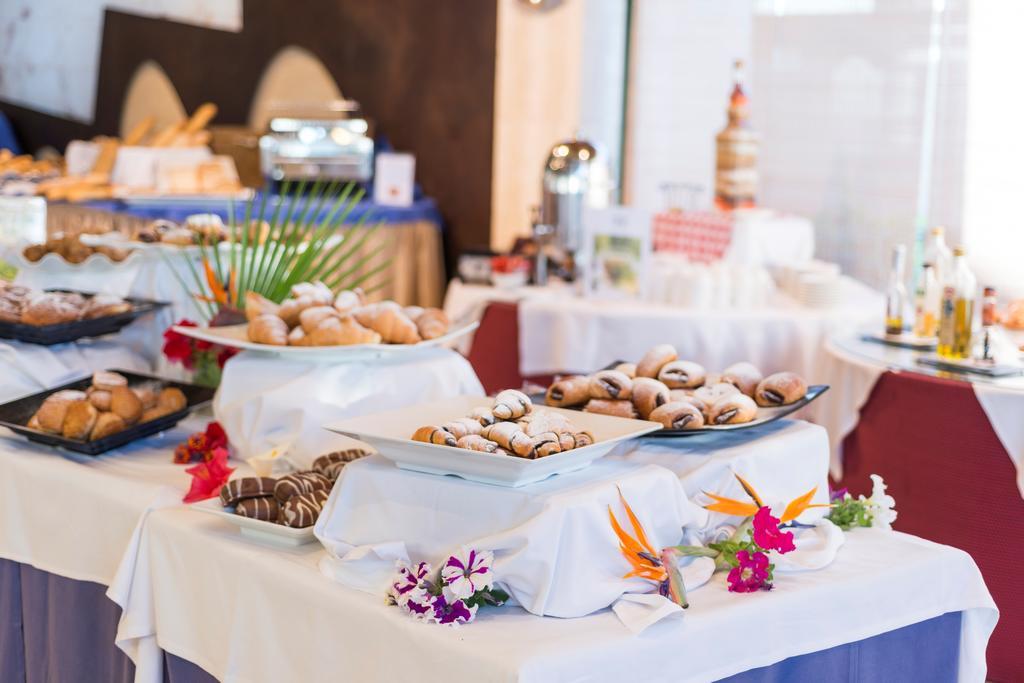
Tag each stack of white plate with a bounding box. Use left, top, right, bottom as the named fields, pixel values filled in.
left=796, top=274, right=843, bottom=309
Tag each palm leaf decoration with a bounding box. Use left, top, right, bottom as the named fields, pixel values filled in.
left=172, top=181, right=391, bottom=322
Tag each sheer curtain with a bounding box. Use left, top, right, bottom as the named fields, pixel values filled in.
left=625, top=0, right=969, bottom=288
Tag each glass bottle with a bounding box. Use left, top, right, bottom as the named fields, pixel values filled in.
left=714, top=60, right=758, bottom=211
left=913, top=263, right=940, bottom=338
left=937, top=246, right=976, bottom=359
left=885, top=245, right=908, bottom=335
left=923, top=226, right=953, bottom=285
left=981, top=286, right=997, bottom=360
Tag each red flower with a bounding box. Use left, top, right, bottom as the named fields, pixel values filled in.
left=752, top=506, right=796, bottom=554
left=204, top=421, right=228, bottom=451
left=216, top=345, right=239, bottom=369
left=162, top=320, right=198, bottom=369
left=187, top=433, right=209, bottom=454
left=727, top=550, right=772, bottom=593
left=182, top=446, right=234, bottom=503
left=173, top=443, right=192, bottom=464
left=195, top=339, right=214, bottom=352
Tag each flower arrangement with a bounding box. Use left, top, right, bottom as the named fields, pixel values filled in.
left=387, top=549, right=509, bottom=626
left=173, top=421, right=228, bottom=464
left=162, top=319, right=238, bottom=387
left=826, top=474, right=897, bottom=531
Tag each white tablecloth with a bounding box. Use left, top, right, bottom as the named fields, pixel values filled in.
left=213, top=348, right=484, bottom=468
left=516, top=276, right=880, bottom=377
left=0, top=338, right=150, bottom=403
left=817, top=335, right=1024, bottom=495
left=114, top=507, right=996, bottom=683
left=0, top=417, right=201, bottom=585
left=315, top=419, right=830, bottom=623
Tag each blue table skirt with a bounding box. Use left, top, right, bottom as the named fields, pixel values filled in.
left=0, top=557, right=961, bottom=683
left=80, top=194, right=442, bottom=229
left=0, top=111, right=20, bottom=155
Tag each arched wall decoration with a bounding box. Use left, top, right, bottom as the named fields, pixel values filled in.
left=248, top=46, right=344, bottom=131
left=119, top=60, right=188, bottom=139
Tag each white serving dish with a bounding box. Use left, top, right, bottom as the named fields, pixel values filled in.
left=325, top=396, right=662, bottom=487
left=173, top=321, right=479, bottom=361
left=191, top=498, right=317, bottom=547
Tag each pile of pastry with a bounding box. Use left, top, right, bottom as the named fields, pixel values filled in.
left=413, top=389, right=594, bottom=459
left=246, top=282, right=450, bottom=347
left=217, top=449, right=367, bottom=528
left=0, top=283, right=131, bottom=326
left=22, top=233, right=130, bottom=264
left=26, top=371, right=188, bottom=441
left=545, top=344, right=808, bottom=430
left=130, top=215, right=229, bottom=246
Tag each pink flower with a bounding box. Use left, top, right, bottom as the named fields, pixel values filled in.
left=182, top=447, right=234, bottom=503
left=727, top=550, right=772, bottom=593
left=430, top=593, right=477, bottom=625
left=752, top=506, right=795, bottom=554
left=390, top=561, right=432, bottom=607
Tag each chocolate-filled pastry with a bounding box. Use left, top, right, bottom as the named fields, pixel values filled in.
left=412, top=425, right=458, bottom=447
left=693, top=382, right=740, bottom=405
left=90, top=412, right=126, bottom=441
left=721, top=362, right=763, bottom=398
left=583, top=399, right=639, bottom=419
left=657, top=361, right=706, bottom=389
left=755, top=372, right=808, bottom=407
left=280, top=489, right=330, bottom=528
left=235, top=496, right=280, bottom=522
left=649, top=401, right=705, bottom=430
left=669, top=390, right=708, bottom=416
left=558, top=431, right=594, bottom=450
left=220, top=477, right=278, bottom=507
left=708, top=394, right=758, bottom=425
left=531, top=431, right=562, bottom=458
left=636, top=344, right=678, bottom=378
left=62, top=400, right=98, bottom=440
left=517, top=411, right=572, bottom=437
left=457, top=434, right=499, bottom=453
left=613, top=362, right=637, bottom=378
left=248, top=314, right=289, bottom=346
left=274, top=471, right=331, bottom=504
left=631, top=377, right=670, bottom=419
left=492, top=389, right=533, bottom=421
left=110, top=386, right=144, bottom=425
left=468, top=406, right=497, bottom=427
left=312, top=449, right=369, bottom=480
left=442, top=417, right=483, bottom=439
left=588, top=370, right=633, bottom=400
left=481, top=421, right=534, bottom=457
left=545, top=375, right=592, bottom=408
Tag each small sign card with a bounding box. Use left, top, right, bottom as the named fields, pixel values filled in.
left=374, top=152, right=415, bottom=207
left=581, top=205, right=652, bottom=299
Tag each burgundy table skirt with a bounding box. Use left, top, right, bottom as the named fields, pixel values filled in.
left=839, top=370, right=1024, bottom=681
left=0, top=557, right=962, bottom=683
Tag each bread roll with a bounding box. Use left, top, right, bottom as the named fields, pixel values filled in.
left=649, top=401, right=705, bottom=430
left=62, top=400, right=99, bottom=440
left=708, top=394, right=758, bottom=425
left=657, top=361, right=706, bottom=389
left=111, top=386, right=144, bottom=424
left=721, top=362, right=763, bottom=398
left=631, top=377, right=670, bottom=419
left=636, top=344, right=678, bottom=378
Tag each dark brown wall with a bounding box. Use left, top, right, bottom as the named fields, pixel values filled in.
left=1, top=0, right=498, bottom=260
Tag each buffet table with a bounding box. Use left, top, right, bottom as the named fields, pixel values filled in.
left=446, top=277, right=881, bottom=394
left=820, top=334, right=1024, bottom=680
left=43, top=196, right=446, bottom=307
left=0, top=415, right=998, bottom=682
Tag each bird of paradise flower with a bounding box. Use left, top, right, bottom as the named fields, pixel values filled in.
left=703, top=472, right=830, bottom=525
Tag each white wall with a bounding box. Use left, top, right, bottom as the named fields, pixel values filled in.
left=0, top=0, right=241, bottom=122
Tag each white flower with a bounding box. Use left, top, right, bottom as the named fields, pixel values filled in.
left=440, top=549, right=494, bottom=600
left=863, top=474, right=898, bottom=530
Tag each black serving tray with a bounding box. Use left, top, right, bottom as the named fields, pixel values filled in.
left=532, top=360, right=829, bottom=438
left=0, top=290, right=167, bottom=346
left=0, top=370, right=215, bottom=455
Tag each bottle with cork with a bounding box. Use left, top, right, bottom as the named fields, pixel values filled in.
left=714, top=60, right=759, bottom=211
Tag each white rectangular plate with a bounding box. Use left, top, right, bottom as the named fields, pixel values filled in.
left=173, top=321, right=478, bottom=361
left=191, top=498, right=317, bottom=546
left=325, top=396, right=662, bottom=487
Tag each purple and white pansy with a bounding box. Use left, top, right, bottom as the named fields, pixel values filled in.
left=440, top=549, right=494, bottom=599
left=387, top=549, right=507, bottom=626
